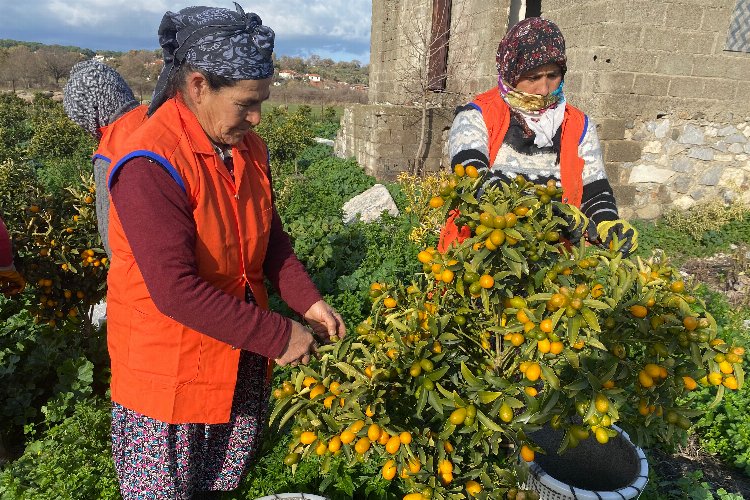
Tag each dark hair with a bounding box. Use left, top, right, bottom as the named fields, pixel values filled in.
left=166, top=63, right=238, bottom=98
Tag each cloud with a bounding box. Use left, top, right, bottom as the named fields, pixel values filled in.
left=0, top=0, right=371, bottom=61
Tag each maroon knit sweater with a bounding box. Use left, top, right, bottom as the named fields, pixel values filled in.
left=0, top=215, right=12, bottom=268
left=110, top=157, right=322, bottom=359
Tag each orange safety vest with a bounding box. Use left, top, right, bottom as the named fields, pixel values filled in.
left=438, top=88, right=588, bottom=253
left=106, top=96, right=273, bottom=424
left=93, top=104, right=148, bottom=163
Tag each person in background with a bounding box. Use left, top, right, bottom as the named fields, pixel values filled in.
left=442, top=17, right=638, bottom=256
left=63, top=59, right=148, bottom=257
left=106, top=5, right=345, bottom=499
left=0, top=214, right=25, bottom=296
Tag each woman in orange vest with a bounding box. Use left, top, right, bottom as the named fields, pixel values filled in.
left=63, top=59, right=148, bottom=257
left=105, top=5, right=345, bottom=499
left=442, top=17, right=638, bottom=256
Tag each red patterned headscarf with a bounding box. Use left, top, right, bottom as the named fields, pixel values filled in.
left=496, top=17, right=567, bottom=87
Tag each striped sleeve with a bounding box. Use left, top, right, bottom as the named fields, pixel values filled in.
left=448, top=105, right=490, bottom=172
left=579, top=118, right=618, bottom=225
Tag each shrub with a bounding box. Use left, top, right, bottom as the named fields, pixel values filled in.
left=256, top=106, right=315, bottom=164
left=272, top=175, right=745, bottom=499
left=690, top=288, right=750, bottom=476
left=0, top=93, right=34, bottom=163
left=0, top=397, right=120, bottom=500
left=661, top=201, right=747, bottom=242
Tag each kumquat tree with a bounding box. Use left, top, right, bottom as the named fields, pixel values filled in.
left=271, top=168, right=746, bottom=500
left=1, top=159, right=107, bottom=332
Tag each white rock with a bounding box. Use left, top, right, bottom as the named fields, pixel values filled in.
left=642, top=141, right=663, bottom=154
left=342, top=184, right=399, bottom=224
left=628, top=165, right=676, bottom=184
left=673, top=195, right=696, bottom=210
left=704, top=126, right=718, bottom=138
left=654, top=120, right=670, bottom=139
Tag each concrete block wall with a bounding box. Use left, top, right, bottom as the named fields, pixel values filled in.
left=341, top=0, right=511, bottom=177
left=336, top=104, right=454, bottom=179
left=370, top=0, right=510, bottom=106
left=444, top=0, right=510, bottom=99
left=544, top=0, right=750, bottom=218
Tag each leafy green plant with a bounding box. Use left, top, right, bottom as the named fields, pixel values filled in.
left=642, top=469, right=745, bottom=500
left=661, top=201, right=748, bottom=242
left=0, top=397, right=120, bottom=500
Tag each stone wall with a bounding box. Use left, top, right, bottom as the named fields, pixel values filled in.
left=340, top=0, right=750, bottom=218
left=335, top=104, right=454, bottom=179
left=369, top=0, right=508, bottom=105
left=617, top=116, right=750, bottom=219
left=339, top=0, right=509, bottom=178
left=543, top=0, right=750, bottom=218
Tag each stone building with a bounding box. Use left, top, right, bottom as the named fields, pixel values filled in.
left=335, top=0, right=750, bottom=219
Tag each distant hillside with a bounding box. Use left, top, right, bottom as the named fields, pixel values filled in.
left=0, top=39, right=368, bottom=103
left=0, top=39, right=96, bottom=57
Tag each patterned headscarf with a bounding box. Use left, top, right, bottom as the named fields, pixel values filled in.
left=63, top=60, right=138, bottom=139
left=149, top=2, right=275, bottom=115
left=496, top=17, right=567, bottom=87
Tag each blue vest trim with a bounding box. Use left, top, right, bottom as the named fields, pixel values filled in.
left=108, top=150, right=187, bottom=194
left=579, top=114, right=589, bottom=145
left=93, top=153, right=111, bottom=164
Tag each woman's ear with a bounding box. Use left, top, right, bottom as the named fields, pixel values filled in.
left=184, top=71, right=210, bottom=104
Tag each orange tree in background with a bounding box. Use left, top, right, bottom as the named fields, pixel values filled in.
left=0, top=95, right=106, bottom=334
left=271, top=171, right=745, bottom=500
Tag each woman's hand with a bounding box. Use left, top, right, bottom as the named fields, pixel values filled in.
left=275, top=320, right=318, bottom=366
left=596, top=220, right=639, bottom=256
left=0, top=267, right=26, bottom=296
left=303, top=300, right=346, bottom=342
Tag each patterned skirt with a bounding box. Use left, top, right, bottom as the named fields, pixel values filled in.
left=111, top=350, right=270, bottom=500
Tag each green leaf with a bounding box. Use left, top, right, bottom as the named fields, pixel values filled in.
left=478, top=391, right=503, bottom=404
left=427, top=390, right=444, bottom=415
left=461, top=361, right=481, bottom=387
left=567, top=315, right=582, bottom=344
left=476, top=409, right=503, bottom=432
left=385, top=316, right=408, bottom=331
left=416, top=386, right=428, bottom=417
left=539, top=364, right=560, bottom=390
left=277, top=400, right=307, bottom=430
left=580, top=307, right=601, bottom=332
left=583, top=299, right=610, bottom=310
left=334, top=361, right=363, bottom=379
left=435, top=382, right=454, bottom=399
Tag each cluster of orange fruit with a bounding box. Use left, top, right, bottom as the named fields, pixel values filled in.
left=19, top=181, right=107, bottom=327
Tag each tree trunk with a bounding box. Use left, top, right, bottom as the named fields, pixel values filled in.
left=414, top=90, right=428, bottom=176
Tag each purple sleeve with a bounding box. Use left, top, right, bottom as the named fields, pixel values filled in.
left=0, top=215, right=13, bottom=268
left=109, top=157, right=291, bottom=359
left=263, top=207, right=323, bottom=316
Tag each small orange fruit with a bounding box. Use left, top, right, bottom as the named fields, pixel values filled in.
left=520, top=445, right=535, bottom=462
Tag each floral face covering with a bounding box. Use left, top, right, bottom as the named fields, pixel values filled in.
left=499, top=78, right=564, bottom=113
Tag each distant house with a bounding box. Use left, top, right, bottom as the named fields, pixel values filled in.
left=305, top=73, right=321, bottom=83
left=278, top=69, right=298, bottom=80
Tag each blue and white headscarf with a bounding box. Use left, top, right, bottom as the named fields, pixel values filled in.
left=149, top=2, right=275, bottom=114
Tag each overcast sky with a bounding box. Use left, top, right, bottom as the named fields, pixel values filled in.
left=0, top=0, right=372, bottom=63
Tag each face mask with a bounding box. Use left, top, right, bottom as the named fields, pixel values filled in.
left=500, top=79, right=564, bottom=113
